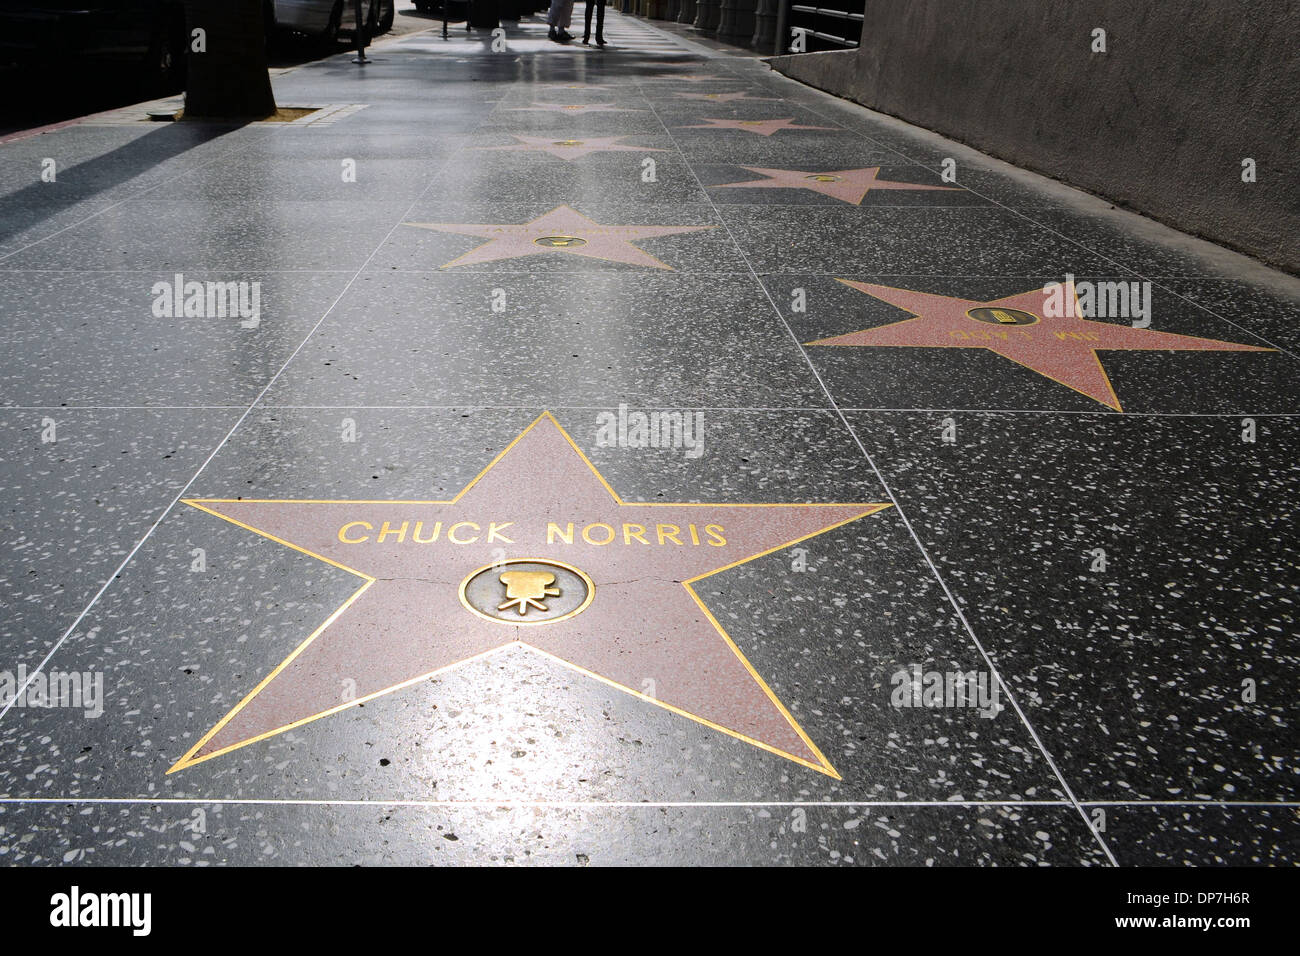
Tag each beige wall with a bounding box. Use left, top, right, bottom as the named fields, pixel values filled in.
left=770, top=0, right=1300, bottom=274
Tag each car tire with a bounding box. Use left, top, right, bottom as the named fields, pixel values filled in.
left=140, top=4, right=186, bottom=95
left=379, top=3, right=395, bottom=32
left=323, top=1, right=344, bottom=47
left=263, top=0, right=277, bottom=54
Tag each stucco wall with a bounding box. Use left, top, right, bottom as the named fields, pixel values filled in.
left=770, top=0, right=1300, bottom=274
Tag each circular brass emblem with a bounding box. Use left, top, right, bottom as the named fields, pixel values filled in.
left=739, top=120, right=764, bottom=126
left=459, top=558, right=594, bottom=626
left=552, top=139, right=584, bottom=146
left=966, top=307, right=1040, bottom=327
left=533, top=235, right=587, bottom=248
left=805, top=174, right=842, bottom=183
left=562, top=105, right=584, bottom=110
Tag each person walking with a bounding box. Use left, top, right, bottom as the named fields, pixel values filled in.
left=547, top=0, right=575, bottom=42
left=582, top=0, right=606, bottom=45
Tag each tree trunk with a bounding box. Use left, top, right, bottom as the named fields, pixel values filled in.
left=183, top=0, right=277, bottom=119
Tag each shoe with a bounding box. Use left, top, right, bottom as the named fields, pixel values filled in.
left=557, top=28, right=573, bottom=41
left=595, top=35, right=605, bottom=46
left=582, top=33, right=590, bottom=43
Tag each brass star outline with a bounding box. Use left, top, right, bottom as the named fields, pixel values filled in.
left=170, top=413, right=891, bottom=777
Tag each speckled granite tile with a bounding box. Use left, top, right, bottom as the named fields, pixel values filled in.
left=1098, top=804, right=1300, bottom=866
left=148, top=158, right=444, bottom=203
left=0, top=124, right=271, bottom=203
left=258, top=272, right=824, bottom=407
left=1157, top=278, right=1300, bottom=357
left=431, top=149, right=708, bottom=205
left=0, top=801, right=1108, bottom=866
left=720, top=206, right=1119, bottom=276
left=0, top=409, right=1062, bottom=811
left=0, top=200, right=415, bottom=272
left=846, top=411, right=1300, bottom=803
left=764, top=274, right=1296, bottom=415
left=0, top=408, right=239, bottom=671
left=368, top=200, right=745, bottom=273
left=0, top=271, right=353, bottom=406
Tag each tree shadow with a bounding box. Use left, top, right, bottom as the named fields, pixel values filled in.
left=0, top=119, right=248, bottom=253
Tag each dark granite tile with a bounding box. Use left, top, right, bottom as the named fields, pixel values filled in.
left=0, top=408, right=240, bottom=670
left=148, top=158, right=444, bottom=203
left=695, top=163, right=989, bottom=208
left=722, top=206, right=1119, bottom=276
left=0, top=123, right=271, bottom=204
left=259, top=272, right=826, bottom=407
left=0, top=200, right=415, bottom=272
left=0, top=199, right=117, bottom=261
left=368, top=200, right=746, bottom=273
left=0, top=409, right=1061, bottom=811
left=1098, top=804, right=1300, bottom=865
left=763, top=274, right=1296, bottom=415
left=433, top=148, right=708, bottom=205
left=0, top=800, right=1108, bottom=865
left=1158, top=277, right=1300, bottom=358
left=0, top=271, right=353, bottom=406
left=846, top=411, right=1300, bottom=803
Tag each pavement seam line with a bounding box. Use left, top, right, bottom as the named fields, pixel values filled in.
left=636, top=47, right=1121, bottom=866
left=0, top=70, right=506, bottom=732
left=0, top=121, right=288, bottom=265
left=769, top=68, right=1300, bottom=364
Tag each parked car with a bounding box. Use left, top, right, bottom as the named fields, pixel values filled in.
left=0, top=0, right=188, bottom=92
left=271, top=0, right=393, bottom=43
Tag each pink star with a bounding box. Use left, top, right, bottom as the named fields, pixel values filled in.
left=714, top=166, right=962, bottom=204
left=509, top=102, right=643, bottom=114
left=171, top=413, right=887, bottom=776
left=810, top=280, right=1271, bottom=411
left=675, top=91, right=777, bottom=102
left=677, top=117, right=836, bottom=137
left=402, top=205, right=715, bottom=270
left=475, top=134, right=667, bottom=161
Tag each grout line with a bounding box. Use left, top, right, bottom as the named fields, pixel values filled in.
left=777, top=79, right=1300, bottom=363
left=0, top=91, right=506, bottom=730
left=0, top=269, right=1282, bottom=279
left=0, top=796, right=1292, bottom=809
left=638, top=73, right=1122, bottom=867
left=0, top=125, right=292, bottom=264
left=4, top=405, right=1300, bottom=418
left=1, top=27, right=1289, bottom=851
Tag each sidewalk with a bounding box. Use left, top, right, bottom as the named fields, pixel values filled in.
left=0, top=11, right=1297, bottom=866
